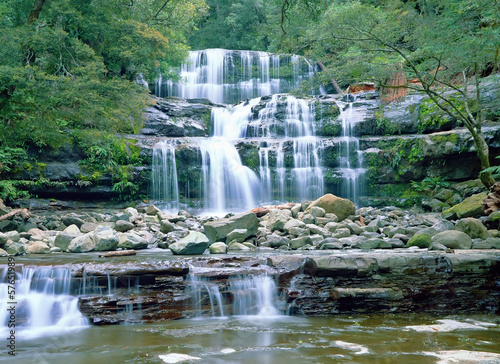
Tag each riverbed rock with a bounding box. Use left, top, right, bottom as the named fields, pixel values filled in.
left=3, top=241, right=25, bottom=255
left=203, top=211, right=258, bottom=243
left=169, top=231, right=209, bottom=255
left=115, top=220, right=135, bottom=233
left=453, top=218, right=490, bottom=240
left=306, top=194, right=356, bottom=221
left=289, top=236, right=312, bottom=250
left=431, top=230, right=472, bottom=249
left=68, top=232, right=95, bottom=253
left=407, top=233, right=432, bottom=248
left=94, top=226, right=119, bottom=251
left=442, top=192, right=487, bottom=220
left=209, top=242, right=228, bottom=254
left=267, top=209, right=292, bottom=231
left=0, top=248, right=7, bottom=256
left=54, top=232, right=81, bottom=251
left=27, top=241, right=51, bottom=254
left=117, top=232, right=149, bottom=250
left=160, top=219, right=176, bottom=234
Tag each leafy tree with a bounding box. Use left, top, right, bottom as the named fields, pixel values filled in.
left=278, top=0, right=500, bottom=188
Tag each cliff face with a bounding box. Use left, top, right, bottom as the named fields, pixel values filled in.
left=9, top=76, right=500, bottom=206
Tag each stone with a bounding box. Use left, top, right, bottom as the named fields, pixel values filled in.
left=0, top=248, right=7, bottom=256
left=64, top=224, right=81, bottom=234
left=117, top=232, right=149, bottom=250
left=110, top=214, right=129, bottom=223
left=289, top=236, right=312, bottom=250
left=203, top=211, right=258, bottom=243
left=453, top=218, right=490, bottom=240
left=80, top=222, right=97, bottom=233
left=333, top=228, right=351, bottom=238
left=0, top=232, right=6, bottom=247
left=62, top=215, right=85, bottom=228
left=302, top=213, right=316, bottom=224
left=291, top=204, right=301, bottom=218
left=4, top=231, right=20, bottom=242
left=306, top=194, right=356, bottom=221
left=50, top=247, right=62, bottom=253
left=320, top=241, right=343, bottom=250
left=54, top=232, right=81, bottom=251
left=94, top=226, right=119, bottom=251
left=3, top=241, right=25, bottom=255
left=442, top=192, right=487, bottom=220
left=160, top=220, right=176, bottom=234
left=267, top=209, right=292, bottom=231
left=27, top=242, right=50, bottom=254
left=169, top=231, right=209, bottom=255
left=68, top=233, right=95, bottom=253
left=209, top=242, right=228, bottom=254
left=407, top=234, right=432, bottom=248
left=124, top=207, right=140, bottom=221
left=483, top=182, right=500, bottom=214
left=428, top=242, right=448, bottom=251
left=433, top=188, right=455, bottom=202
left=261, top=234, right=289, bottom=248
left=308, top=206, right=326, bottom=218
left=283, top=219, right=306, bottom=232
left=228, top=242, right=251, bottom=251
left=226, top=229, right=250, bottom=244
left=347, top=222, right=364, bottom=235
left=431, top=230, right=472, bottom=249
left=115, top=220, right=135, bottom=233
left=146, top=204, right=162, bottom=216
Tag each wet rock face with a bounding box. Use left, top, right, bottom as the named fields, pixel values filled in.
left=74, top=251, right=500, bottom=325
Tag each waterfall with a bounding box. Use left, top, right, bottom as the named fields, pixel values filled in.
left=157, top=49, right=318, bottom=104
left=188, top=272, right=281, bottom=318
left=152, top=141, right=180, bottom=211
left=0, top=266, right=89, bottom=339
left=338, top=99, right=365, bottom=205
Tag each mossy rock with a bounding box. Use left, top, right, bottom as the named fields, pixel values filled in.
left=442, top=192, right=487, bottom=220
left=407, top=233, right=432, bottom=248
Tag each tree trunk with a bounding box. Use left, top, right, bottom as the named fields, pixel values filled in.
left=27, top=0, right=47, bottom=24
left=471, top=129, right=496, bottom=189
left=317, top=61, right=343, bottom=94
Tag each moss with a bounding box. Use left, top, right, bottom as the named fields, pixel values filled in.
left=430, top=133, right=459, bottom=144
left=407, top=233, right=432, bottom=248
left=238, top=144, right=260, bottom=171
left=442, top=192, right=487, bottom=219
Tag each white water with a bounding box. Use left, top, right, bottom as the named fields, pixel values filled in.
left=156, top=49, right=317, bottom=104
left=0, top=266, right=89, bottom=339
left=189, top=273, right=281, bottom=318
left=152, top=140, right=180, bottom=211
left=338, top=100, right=365, bottom=205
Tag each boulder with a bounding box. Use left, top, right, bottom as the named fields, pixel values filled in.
left=289, top=236, right=312, bottom=250
left=226, top=229, right=250, bottom=244
left=267, top=209, right=292, bottom=231
left=283, top=219, right=306, bottom=232
left=62, top=215, right=85, bottom=228
left=306, top=194, right=356, bottom=221
left=27, top=242, right=50, bottom=254
left=203, top=211, right=258, bottom=243
left=160, top=220, right=175, bottom=234
left=145, top=205, right=162, bottom=216
left=442, top=192, right=487, bottom=220
left=54, top=232, right=81, bottom=251
left=431, top=230, right=472, bottom=249
left=169, top=231, right=209, bottom=255
left=308, top=206, right=326, bottom=218
left=453, top=218, right=490, bottom=240
left=94, top=226, right=119, bottom=251
left=407, top=234, right=432, bottom=248
left=64, top=224, right=81, bottom=234
left=209, top=242, right=228, bottom=254
left=3, top=241, right=25, bottom=256
left=115, top=220, right=135, bottom=232
left=228, top=242, right=252, bottom=251
left=0, top=248, right=7, bottom=256
left=117, top=232, right=149, bottom=250
left=80, top=222, right=97, bottom=233
left=68, top=233, right=95, bottom=253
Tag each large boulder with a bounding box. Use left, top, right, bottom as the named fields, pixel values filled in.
left=453, top=218, right=490, bottom=240
left=54, top=232, right=81, bottom=251
left=169, top=231, right=209, bottom=255
left=94, top=226, right=119, bottom=251
left=203, top=211, right=258, bottom=243
left=68, top=233, right=95, bottom=253
left=442, top=192, right=487, bottom=220
left=267, top=209, right=292, bottom=231
left=306, top=194, right=355, bottom=221
left=117, top=232, right=149, bottom=250
left=27, top=242, right=50, bottom=254
left=431, top=230, right=472, bottom=249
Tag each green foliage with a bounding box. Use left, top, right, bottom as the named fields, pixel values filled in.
left=0, top=180, right=30, bottom=202
left=481, top=155, right=500, bottom=179
left=411, top=177, right=450, bottom=195
left=0, top=146, right=27, bottom=176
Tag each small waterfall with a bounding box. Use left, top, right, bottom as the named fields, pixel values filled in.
left=188, top=272, right=281, bottom=318
left=338, top=99, right=365, bottom=205
left=157, top=49, right=318, bottom=104
left=0, top=266, right=89, bottom=338
left=152, top=140, right=179, bottom=211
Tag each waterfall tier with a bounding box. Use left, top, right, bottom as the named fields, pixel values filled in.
left=155, top=49, right=318, bottom=104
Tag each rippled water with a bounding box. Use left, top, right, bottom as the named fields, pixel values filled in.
left=5, top=314, right=499, bottom=364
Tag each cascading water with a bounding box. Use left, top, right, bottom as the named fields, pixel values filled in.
left=156, top=48, right=317, bottom=104
left=0, top=266, right=89, bottom=339
left=151, top=140, right=180, bottom=211
left=188, top=270, right=281, bottom=318
left=337, top=98, right=365, bottom=205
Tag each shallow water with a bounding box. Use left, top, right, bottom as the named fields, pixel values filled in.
left=5, top=314, right=500, bottom=364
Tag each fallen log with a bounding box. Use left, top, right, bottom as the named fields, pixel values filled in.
left=0, top=208, right=30, bottom=222
left=99, top=250, right=137, bottom=258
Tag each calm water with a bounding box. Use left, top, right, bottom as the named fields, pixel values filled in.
left=5, top=314, right=500, bottom=364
